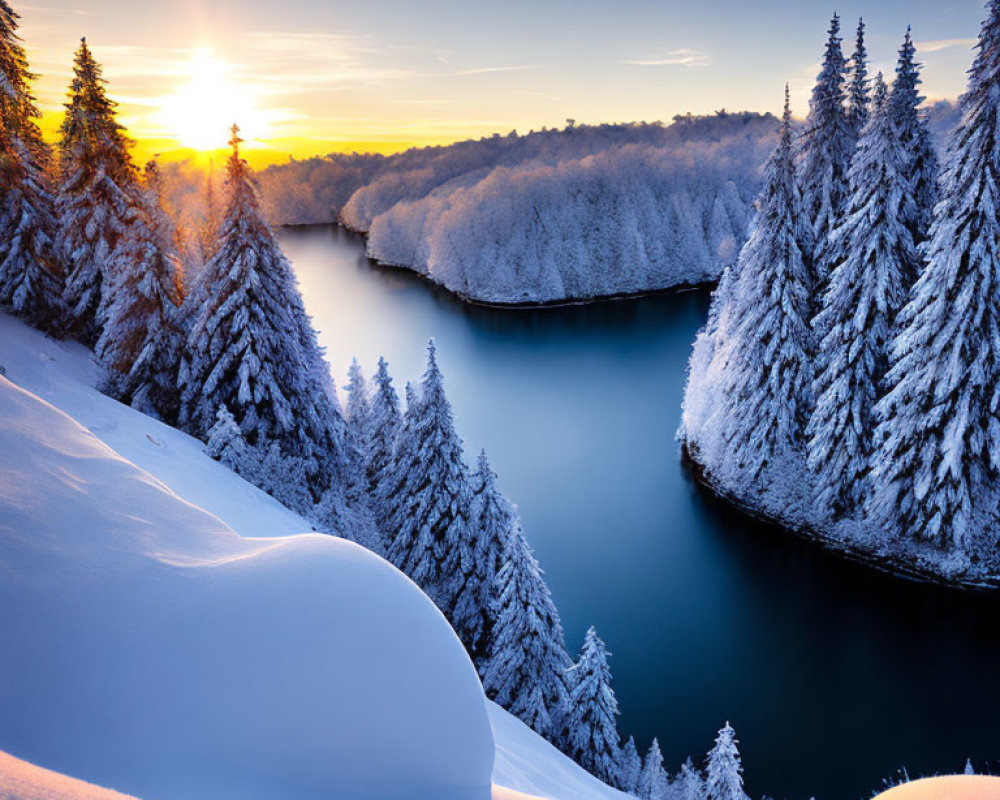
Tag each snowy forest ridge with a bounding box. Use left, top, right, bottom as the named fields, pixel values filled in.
left=681, top=7, right=1000, bottom=587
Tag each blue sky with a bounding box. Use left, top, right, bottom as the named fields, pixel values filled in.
left=17, top=0, right=988, bottom=158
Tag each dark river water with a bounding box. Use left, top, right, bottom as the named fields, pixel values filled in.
left=280, top=224, right=1000, bottom=800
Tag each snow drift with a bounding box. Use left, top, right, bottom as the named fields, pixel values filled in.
left=0, top=751, right=140, bottom=800
left=0, top=368, right=494, bottom=800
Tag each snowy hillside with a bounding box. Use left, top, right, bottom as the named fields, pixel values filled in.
left=0, top=751, right=140, bottom=800
left=0, top=313, right=628, bottom=800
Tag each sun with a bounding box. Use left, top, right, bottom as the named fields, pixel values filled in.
left=160, top=50, right=267, bottom=152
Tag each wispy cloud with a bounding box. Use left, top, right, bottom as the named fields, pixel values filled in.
left=916, top=38, right=976, bottom=54
left=454, top=64, right=541, bottom=77
left=621, top=48, right=708, bottom=67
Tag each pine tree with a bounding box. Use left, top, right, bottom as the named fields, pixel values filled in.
left=366, top=356, right=402, bottom=523
left=205, top=405, right=247, bottom=470
left=384, top=341, right=471, bottom=612
left=618, top=736, right=642, bottom=795
left=797, top=14, right=854, bottom=288
left=890, top=27, right=939, bottom=255
left=846, top=18, right=871, bottom=138
left=720, top=89, right=814, bottom=482
left=0, top=0, right=64, bottom=333
left=561, top=627, right=622, bottom=785
left=870, top=2, right=1000, bottom=552
left=142, top=158, right=185, bottom=298
left=95, top=206, right=184, bottom=422
left=807, top=76, right=919, bottom=519
left=482, top=513, right=571, bottom=739
left=964, top=758, right=975, bottom=776
left=704, top=724, right=748, bottom=800
left=639, top=738, right=670, bottom=799
left=673, top=757, right=706, bottom=800
left=179, top=125, right=345, bottom=499
left=56, top=38, right=138, bottom=345
left=452, top=450, right=514, bottom=665
left=344, top=358, right=371, bottom=502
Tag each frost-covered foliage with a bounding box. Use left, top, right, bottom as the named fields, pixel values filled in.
left=704, top=724, right=748, bottom=800
left=0, top=2, right=64, bottom=334
left=356, top=117, right=775, bottom=304
left=482, top=509, right=572, bottom=740
left=383, top=341, right=472, bottom=612
left=179, top=127, right=346, bottom=500
left=890, top=29, right=940, bottom=248
left=618, top=736, right=642, bottom=795
left=56, top=39, right=138, bottom=346
left=682, top=7, right=1000, bottom=584
left=797, top=14, right=855, bottom=287
left=672, top=757, right=707, bottom=800
left=870, top=0, right=1000, bottom=553
left=561, top=628, right=622, bottom=786
left=807, top=76, right=919, bottom=519
left=846, top=19, right=871, bottom=139
left=685, top=91, right=814, bottom=514
left=366, top=356, right=402, bottom=525
left=638, top=739, right=670, bottom=800
left=95, top=204, right=184, bottom=423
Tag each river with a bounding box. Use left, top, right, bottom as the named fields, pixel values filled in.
left=280, top=223, right=1000, bottom=800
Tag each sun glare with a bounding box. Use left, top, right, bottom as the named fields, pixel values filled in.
left=160, top=50, right=267, bottom=152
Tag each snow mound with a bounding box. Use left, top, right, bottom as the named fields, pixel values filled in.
left=0, top=370, right=494, bottom=800
left=0, top=750, right=140, bottom=800
left=488, top=705, right=631, bottom=800
left=874, top=776, right=1000, bottom=800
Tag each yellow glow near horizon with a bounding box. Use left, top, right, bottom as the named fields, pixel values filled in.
left=159, top=50, right=268, bottom=153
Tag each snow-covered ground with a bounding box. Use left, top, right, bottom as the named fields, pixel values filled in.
left=874, top=776, right=1000, bottom=800
left=0, top=313, right=626, bottom=800
left=0, top=751, right=140, bottom=800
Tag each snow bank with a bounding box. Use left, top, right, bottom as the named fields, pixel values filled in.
left=488, top=705, right=631, bottom=800
left=0, top=358, right=494, bottom=799
left=874, top=776, right=1000, bottom=800
left=0, top=751, right=140, bottom=800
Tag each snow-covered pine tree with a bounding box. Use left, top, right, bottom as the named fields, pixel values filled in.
left=179, top=125, right=345, bottom=500
left=344, top=358, right=371, bottom=501
left=720, top=89, right=814, bottom=483
left=95, top=204, right=184, bottom=422
left=807, top=75, right=919, bottom=520
left=384, top=341, right=471, bottom=612
left=561, top=627, right=622, bottom=786
left=965, top=758, right=975, bottom=776
left=199, top=166, right=222, bottom=265
left=618, top=736, right=642, bottom=795
left=482, top=512, right=571, bottom=740
left=869, top=1, right=1000, bottom=552
left=890, top=27, right=939, bottom=255
left=452, top=450, right=514, bottom=665
left=205, top=405, right=247, bottom=470
left=366, top=356, right=402, bottom=523
left=846, top=18, right=871, bottom=139
left=142, top=158, right=184, bottom=299
left=639, top=738, right=670, bottom=800
left=673, top=757, right=706, bottom=800
left=0, top=0, right=64, bottom=333
left=56, top=38, right=139, bottom=345
left=797, top=14, right=854, bottom=289
left=704, top=724, right=748, bottom=800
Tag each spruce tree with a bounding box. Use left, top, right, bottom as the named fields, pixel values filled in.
left=482, top=513, right=571, bottom=740
left=95, top=207, right=184, bottom=422
left=890, top=28, right=939, bottom=255
left=797, top=14, right=854, bottom=288
left=720, top=89, right=814, bottom=482
left=704, top=724, right=748, bottom=800
left=870, top=1, right=1000, bottom=551
left=673, top=757, right=706, bottom=800
left=57, top=38, right=138, bottom=345
left=561, top=627, right=622, bottom=785
left=142, top=158, right=185, bottom=298
left=452, top=450, right=513, bottom=665
left=179, top=125, right=345, bottom=499
left=0, top=0, right=64, bottom=332
left=807, top=76, right=919, bottom=519
left=205, top=406, right=247, bottom=471
left=366, top=356, right=402, bottom=523
left=639, top=738, right=670, bottom=800
left=384, top=341, right=471, bottom=612
left=618, top=736, right=642, bottom=795
left=846, top=18, right=870, bottom=138
left=344, top=358, right=371, bottom=501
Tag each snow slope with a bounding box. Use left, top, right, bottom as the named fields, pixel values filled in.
left=875, top=776, right=1000, bottom=800
left=0, top=751, right=140, bottom=800
left=0, top=313, right=627, bottom=800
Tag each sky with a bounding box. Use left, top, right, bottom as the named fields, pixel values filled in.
left=15, top=0, right=991, bottom=165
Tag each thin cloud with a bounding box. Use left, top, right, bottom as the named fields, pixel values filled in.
left=454, top=64, right=541, bottom=77
left=916, top=38, right=976, bottom=54
left=621, top=48, right=708, bottom=67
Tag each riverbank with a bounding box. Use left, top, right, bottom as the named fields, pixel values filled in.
left=680, top=442, right=1000, bottom=592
